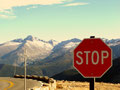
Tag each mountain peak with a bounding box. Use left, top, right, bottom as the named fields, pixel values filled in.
left=70, top=38, right=81, bottom=42
left=24, top=35, right=43, bottom=42
left=24, top=35, right=35, bottom=41
left=49, top=39, right=58, bottom=46
left=49, top=39, right=56, bottom=42
left=11, top=38, right=24, bottom=43
left=49, top=39, right=57, bottom=44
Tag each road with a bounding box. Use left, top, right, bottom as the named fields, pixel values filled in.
left=0, top=77, right=42, bottom=90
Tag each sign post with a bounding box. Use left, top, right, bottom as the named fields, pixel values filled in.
left=73, top=36, right=112, bottom=90
left=90, top=36, right=95, bottom=90
left=90, top=78, right=95, bottom=90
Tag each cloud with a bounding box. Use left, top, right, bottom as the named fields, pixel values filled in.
left=0, top=0, right=70, bottom=19
left=0, top=9, right=14, bottom=15
left=0, top=10, right=12, bottom=14
left=0, top=0, right=69, bottom=11
left=64, top=2, right=89, bottom=6
left=0, top=14, right=16, bottom=19
left=26, top=6, right=38, bottom=10
left=0, top=0, right=88, bottom=19
left=0, top=9, right=15, bottom=19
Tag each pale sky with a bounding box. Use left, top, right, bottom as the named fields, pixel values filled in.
left=0, top=0, right=120, bottom=43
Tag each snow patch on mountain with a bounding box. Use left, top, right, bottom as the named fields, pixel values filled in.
left=108, top=42, right=120, bottom=46
left=49, top=39, right=59, bottom=46
left=108, top=39, right=120, bottom=43
left=26, top=40, right=53, bottom=50
left=64, top=42, right=79, bottom=49
left=0, top=41, right=21, bottom=57
left=11, top=38, right=24, bottom=43
left=3, top=41, right=21, bottom=46
left=13, top=37, right=54, bottom=61
left=102, top=38, right=120, bottom=44
left=52, top=38, right=81, bottom=51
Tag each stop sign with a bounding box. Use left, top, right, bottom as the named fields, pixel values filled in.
left=74, top=38, right=112, bottom=78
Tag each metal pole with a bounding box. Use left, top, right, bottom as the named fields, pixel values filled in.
left=90, top=36, right=95, bottom=38
left=24, top=49, right=27, bottom=90
left=90, top=36, right=95, bottom=90
left=90, top=78, right=95, bottom=90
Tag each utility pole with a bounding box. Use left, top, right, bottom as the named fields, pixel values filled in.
left=14, top=59, right=16, bottom=75
left=24, top=49, right=27, bottom=90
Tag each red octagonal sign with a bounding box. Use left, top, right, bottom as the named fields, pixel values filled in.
left=74, top=38, right=112, bottom=78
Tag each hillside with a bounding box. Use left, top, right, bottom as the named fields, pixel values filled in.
left=0, top=64, right=43, bottom=77
left=0, top=50, right=73, bottom=77
left=30, top=51, right=73, bottom=77
left=1, top=55, right=120, bottom=84
left=52, top=57, right=120, bottom=83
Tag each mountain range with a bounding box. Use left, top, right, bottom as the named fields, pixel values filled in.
left=0, top=35, right=120, bottom=66
left=0, top=35, right=120, bottom=79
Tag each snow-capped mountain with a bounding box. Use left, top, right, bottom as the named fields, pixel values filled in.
left=102, top=38, right=120, bottom=44
left=11, top=38, right=24, bottom=43
left=0, top=36, right=120, bottom=66
left=0, top=41, right=21, bottom=57
left=101, top=38, right=120, bottom=59
left=108, top=39, right=120, bottom=44
left=47, top=38, right=81, bottom=59
left=48, top=39, right=58, bottom=46
left=0, top=35, right=58, bottom=65
left=52, top=38, right=81, bottom=51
